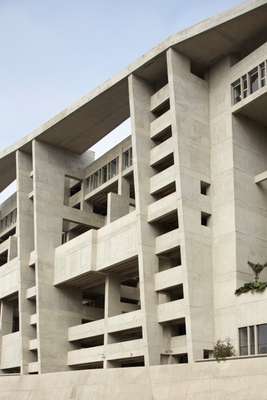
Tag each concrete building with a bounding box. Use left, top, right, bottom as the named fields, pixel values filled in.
left=0, top=0, right=267, bottom=389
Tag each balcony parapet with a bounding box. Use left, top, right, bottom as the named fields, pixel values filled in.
left=54, top=212, right=138, bottom=286
left=68, top=338, right=144, bottom=366
left=0, top=332, right=21, bottom=370
left=0, top=258, right=19, bottom=300
left=69, top=310, right=143, bottom=342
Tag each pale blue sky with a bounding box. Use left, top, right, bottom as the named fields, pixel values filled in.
left=0, top=0, right=242, bottom=201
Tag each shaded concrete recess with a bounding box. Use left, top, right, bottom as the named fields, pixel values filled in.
left=1, top=0, right=267, bottom=396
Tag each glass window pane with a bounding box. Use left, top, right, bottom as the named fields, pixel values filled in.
left=239, top=327, right=248, bottom=356
left=249, top=67, right=259, bottom=93
left=257, top=324, right=267, bottom=354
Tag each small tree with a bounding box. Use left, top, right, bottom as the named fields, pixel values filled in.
left=213, top=338, right=235, bottom=362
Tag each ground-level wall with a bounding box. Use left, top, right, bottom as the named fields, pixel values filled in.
left=1, top=357, right=267, bottom=399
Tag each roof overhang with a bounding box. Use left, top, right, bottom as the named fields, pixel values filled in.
left=1, top=0, right=267, bottom=191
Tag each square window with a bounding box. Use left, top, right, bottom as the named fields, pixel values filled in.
left=201, top=212, right=211, bottom=227
left=200, top=181, right=210, bottom=196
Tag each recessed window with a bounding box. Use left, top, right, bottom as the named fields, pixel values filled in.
left=232, top=79, right=241, bottom=104
left=239, top=324, right=267, bottom=356
left=201, top=212, right=211, bottom=227
left=249, top=67, right=259, bottom=94
left=257, top=324, right=267, bottom=354
left=200, top=181, right=210, bottom=196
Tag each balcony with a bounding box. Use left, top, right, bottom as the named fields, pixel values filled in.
left=68, top=339, right=144, bottom=366
left=0, top=332, right=21, bottom=370
left=105, top=339, right=144, bottom=361
left=155, top=228, right=181, bottom=255
left=157, top=299, right=186, bottom=323
left=55, top=213, right=138, bottom=285
left=147, top=192, right=177, bottom=223
left=30, top=313, right=37, bottom=326
left=232, top=85, right=267, bottom=127
left=68, top=345, right=104, bottom=366
left=231, top=44, right=267, bottom=127
left=26, top=286, right=37, bottom=300
left=28, top=362, right=39, bottom=374
left=150, top=165, right=175, bottom=196
left=0, top=258, right=19, bottom=300
left=150, top=110, right=171, bottom=141
left=54, top=230, right=96, bottom=286
left=69, top=319, right=105, bottom=342
left=154, top=266, right=184, bottom=292
left=69, top=310, right=142, bottom=343
left=150, top=84, right=169, bottom=112
left=170, top=335, right=187, bottom=354
left=150, top=137, right=173, bottom=167
left=108, top=310, right=142, bottom=334
left=29, top=339, right=38, bottom=351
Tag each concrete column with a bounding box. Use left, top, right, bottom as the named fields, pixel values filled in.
left=129, top=74, right=163, bottom=366
left=167, top=48, right=214, bottom=361
left=104, top=274, right=121, bottom=318
left=16, top=149, right=36, bottom=373
left=208, top=57, right=238, bottom=348
left=32, top=140, right=87, bottom=373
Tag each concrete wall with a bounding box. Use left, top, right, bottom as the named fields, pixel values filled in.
left=0, top=358, right=267, bottom=399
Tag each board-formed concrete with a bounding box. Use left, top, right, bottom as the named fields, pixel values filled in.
left=1, top=0, right=267, bottom=395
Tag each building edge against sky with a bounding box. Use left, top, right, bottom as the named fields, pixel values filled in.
left=0, top=0, right=267, bottom=396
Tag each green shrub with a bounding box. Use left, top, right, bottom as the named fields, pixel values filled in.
left=213, top=338, right=235, bottom=362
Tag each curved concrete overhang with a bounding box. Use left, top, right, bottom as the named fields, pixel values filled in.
left=1, top=0, right=267, bottom=191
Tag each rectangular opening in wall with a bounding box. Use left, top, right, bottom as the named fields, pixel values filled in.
left=107, top=356, right=145, bottom=368
left=201, top=212, right=211, bottom=227
left=82, top=283, right=105, bottom=322
left=62, top=220, right=91, bottom=244
left=158, top=284, right=184, bottom=304
left=158, top=247, right=181, bottom=272
left=203, top=349, right=213, bottom=359
left=151, top=125, right=172, bottom=145
left=152, top=210, right=178, bottom=236
left=0, top=250, right=8, bottom=267
left=108, top=327, right=142, bottom=344
left=200, top=181, right=210, bottom=196
left=72, top=334, right=104, bottom=349
left=64, top=176, right=82, bottom=208
left=152, top=99, right=170, bottom=119
left=152, top=153, right=174, bottom=174
left=172, top=353, right=188, bottom=364
left=152, top=181, right=176, bottom=201
left=70, top=361, right=104, bottom=370
left=161, top=317, right=186, bottom=337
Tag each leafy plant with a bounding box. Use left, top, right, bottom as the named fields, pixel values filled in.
left=213, top=338, right=235, bottom=362
left=235, top=261, right=267, bottom=296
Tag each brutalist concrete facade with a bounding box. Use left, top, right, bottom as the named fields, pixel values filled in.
left=0, top=0, right=267, bottom=382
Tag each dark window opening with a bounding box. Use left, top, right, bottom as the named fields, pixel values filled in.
left=200, top=181, right=210, bottom=196
left=0, top=250, right=8, bottom=267
left=201, top=212, right=211, bottom=227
